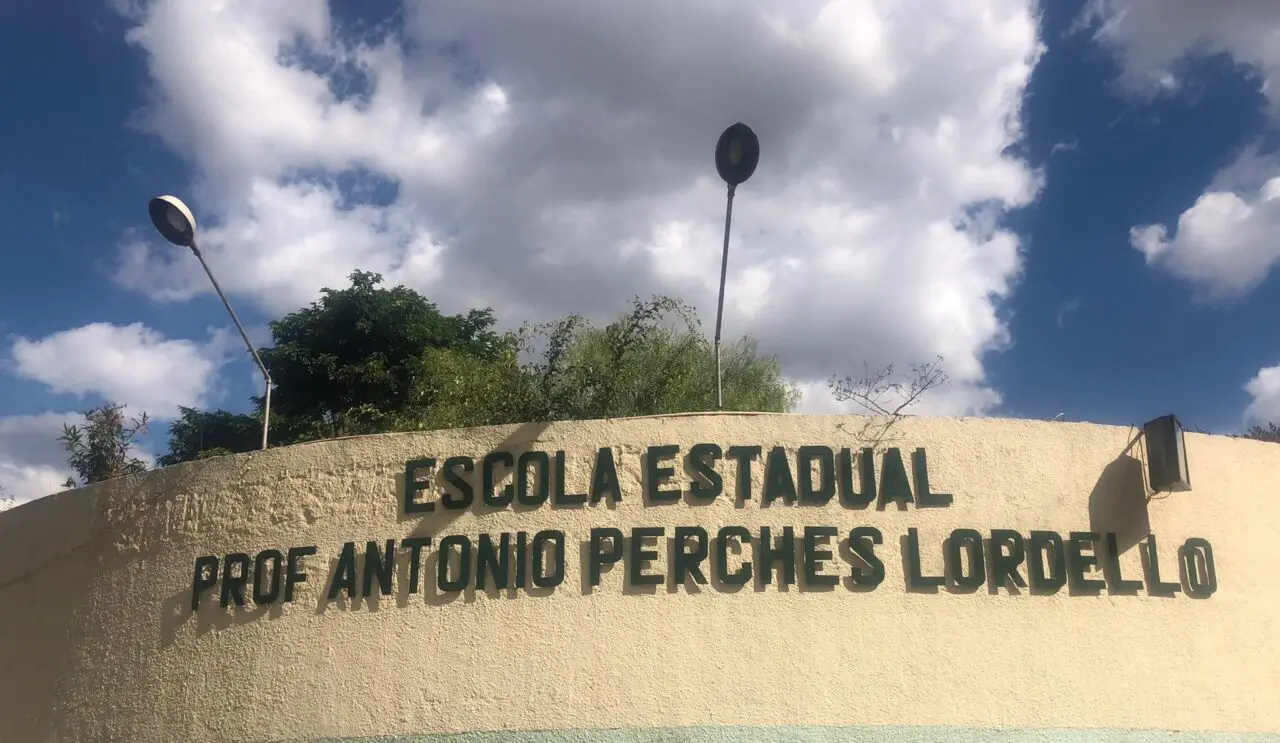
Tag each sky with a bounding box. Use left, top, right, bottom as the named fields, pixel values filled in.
left=2, top=0, right=1280, bottom=504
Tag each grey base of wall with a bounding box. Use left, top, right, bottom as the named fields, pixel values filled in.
left=309, top=726, right=1280, bottom=743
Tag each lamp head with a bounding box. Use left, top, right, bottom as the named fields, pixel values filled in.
left=715, top=122, right=760, bottom=187
left=148, top=195, right=197, bottom=247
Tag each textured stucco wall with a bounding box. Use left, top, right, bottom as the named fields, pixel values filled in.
left=1, top=413, right=1278, bottom=743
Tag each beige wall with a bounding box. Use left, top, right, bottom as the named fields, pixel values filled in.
left=1, top=413, right=1277, bottom=743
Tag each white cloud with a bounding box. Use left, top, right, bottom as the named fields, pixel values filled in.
left=110, top=0, right=1046, bottom=416
left=0, top=409, right=158, bottom=504
left=1085, top=1, right=1280, bottom=301
left=0, top=412, right=78, bottom=504
left=10, top=322, right=232, bottom=418
left=1130, top=175, right=1280, bottom=301
left=1083, top=1, right=1280, bottom=423
left=1244, top=364, right=1280, bottom=425
left=1082, top=0, right=1280, bottom=115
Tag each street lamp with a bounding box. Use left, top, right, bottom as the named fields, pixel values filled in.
left=147, top=195, right=273, bottom=450
left=712, top=122, right=759, bottom=410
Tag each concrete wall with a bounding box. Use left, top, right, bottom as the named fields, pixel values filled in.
left=1, top=413, right=1277, bottom=743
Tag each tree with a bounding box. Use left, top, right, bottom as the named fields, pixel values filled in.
left=155, top=281, right=799, bottom=467
left=1238, top=422, right=1280, bottom=443
left=518, top=295, right=799, bottom=420
left=1183, top=422, right=1279, bottom=442
left=828, top=355, right=951, bottom=445
left=157, top=407, right=267, bottom=467
left=59, top=403, right=150, bottom=485
left=260, top=270, right=509, bottom=442
left=0, top=485, right=16, bottom=513
left=828, top=355, right=950, bottom=417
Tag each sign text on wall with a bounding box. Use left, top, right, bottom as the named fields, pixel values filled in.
left=188, top=445, right=1218, bottom=611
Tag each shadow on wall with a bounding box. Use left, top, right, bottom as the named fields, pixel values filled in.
left=161, top=421, right=552, bottom=646
left=1088, top=436, right=1151, bottom=556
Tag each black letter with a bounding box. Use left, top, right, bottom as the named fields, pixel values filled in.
left=838, top=448, right=876, bottom=508
left=401, top=537, right=431, bottom=595
left=589, top=528, right=624, bottom=586
left=715, top=526, right=752, bottom=586
left=553, top=451, right=587, bottom=506
left=403, top=458, right=436, bottom=514
left=1144, top=534, right=1180, bottom=595
left=912, top=448, right=953, bottom=507
left=758, top=526, right=796, bottom=586
left=1027, top=531, right=1066, bottom=592
left=803, top=526, right=838, bottom=586
left=482, top=452, right=514, bottom=508
left=220, top=553, right=250, bottom=607
left=946, top=529, right=985, bottom=590
left=726, top=445, right=762, bottom=501
left=516, top=451, right=549, bottom=507
left=589, top=447, right=622, bottom=505
left=441, top=456, right=474, bottom=510
left=514, top=532, right=528, bottom=589
left=877, top=448, right=914, bottom=509
left=476, top=533, right=511, bottom=590
left=762, top=446, right=797, bottom=506
left=988, top=529, right=1027, bottom=592
left=905, top=528, right=943, bottom=589
left=1180, top=538, right=1217, bottom=598
left=673, top=526, right=709, bottom=586
left=437, top=535, right=471, bottom=592
left=1103, top=532, right=1142, bottom=594
left=531, top=530, right=566, bottom=589
left=848, top=527, right=884, bottom=588
left=328, top=542, right=357, bottom=600
left=284, top=546, right=316, bottom=603
left=252, top=549, right=284, bottom=605
left=688, top=444, right=723, bottom=501
left=645, top=445, right=680, bottom=503
left=1067, top=532, right=1106, bottom=592
left=362, top=539, right=396, bottom=597
left=191, top=555, right=219, bottom=611
left=629, top=527, right=665, bottom=586
left=797, top=446, right=835, bottom=505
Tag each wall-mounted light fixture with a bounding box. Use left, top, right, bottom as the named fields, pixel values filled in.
left=1143, top=414, right=1191, bottom=493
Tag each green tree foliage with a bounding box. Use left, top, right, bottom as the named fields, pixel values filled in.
left=518, top=296, right=799, bottom=420
left=156, top=276, right=798, bottom=466
left=59, top=403, right=150, bottom=485
left=261, top=269, right=507, bottom=434
left=156, top=407, right=266, bottom=467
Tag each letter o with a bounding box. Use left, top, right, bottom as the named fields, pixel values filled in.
left=1180, top=538, right=1217, bottom=598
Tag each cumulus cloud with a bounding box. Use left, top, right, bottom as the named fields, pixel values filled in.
left=0, top=412, right=78, bottom=504
left=1082, top=0, right=1280, bottom=114
left=1084, top=1, right=1280, bottom=422
left=1130, top=175, right=1280, bottom=301
left=1088, top=0, right=1280, bottom=301
left=109, top=0, right=1045, bottom=416
left=9, top=322, right=233, bottom=418
left=1244, top=364, right=1280, bottom=426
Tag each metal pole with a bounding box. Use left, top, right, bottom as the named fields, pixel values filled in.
left=713, top=183, right=736, bottom=411
left=262, top=376, right=272, bottom=450
left=189, top=238, right=272, bottom=449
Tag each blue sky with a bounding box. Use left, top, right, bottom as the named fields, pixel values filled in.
left=2, top=0, right=1280, bottom=501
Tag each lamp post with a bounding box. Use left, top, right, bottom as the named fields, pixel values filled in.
left=712, top=122, right=760, bottom=410
left=147, top=195, right=272, bottom=450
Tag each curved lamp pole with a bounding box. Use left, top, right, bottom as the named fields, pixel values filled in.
left=147, top=195, right=272, bottom=450
left=712, top=122, right=760, bottom=410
